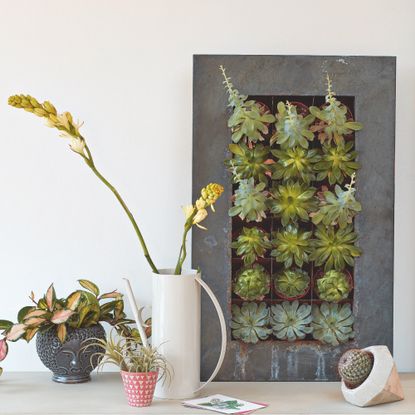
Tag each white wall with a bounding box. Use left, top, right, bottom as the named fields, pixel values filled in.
left=0, top=0, right=413, bottom=372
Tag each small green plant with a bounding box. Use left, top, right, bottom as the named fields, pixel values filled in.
left=311, top=225, right=362, bottom=271
left=269, top=181, right=317, bottom=226
left=311, top=174, right=361, bottom=229
left=231, top=302, right=271, bottom=343
left=234, top=264, right=270, bottom=301
left=309, top=75, right=363, bottom=146
left=271, top=225, right=313, bottom=268
left=338, top=349, right=374, bottom=388
left=231, top=227, right=272, bottom=266
left=229, top=178, right=268, bottom=222
left=271, top=147, right=320, bottom=184
left=274, top=268, right=310, bottom=299
left=316, top=270, right=351, bottom=302
left=271, top=101, right=315, bottom=148
left=226, top=143, right=272, bottom=183
left=220, top=66, right=275, bottom=144
left=314, top=141, right=359, bottom=185
left=311, top=302, right=355, bottom=346
left=271, top=300, right=313, bottom=341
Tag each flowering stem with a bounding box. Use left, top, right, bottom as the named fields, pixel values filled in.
left=83, top=144, right=158, bottom=274
left=174, top=216, right=195, bottom=275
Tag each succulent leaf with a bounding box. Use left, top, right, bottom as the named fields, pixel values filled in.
left=311, top=302, right=355, bottom=346
left=234, top=264, right=270, bottom=301
left=231, top=227, right=272, bottom=266
left=271, top=300, right=312, bottom=341
left=316, top=270, right=351, bottom=302
left=275, top=268, right=310, bottom=299
left=271, top=225, right=313, bottom=268
left=231, top=302, right=271, bottom=343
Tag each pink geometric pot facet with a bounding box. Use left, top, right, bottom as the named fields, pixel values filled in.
left=120, top=371, right=158, bottom=407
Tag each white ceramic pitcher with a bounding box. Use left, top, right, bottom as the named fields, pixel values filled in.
left=152, top=269, right=227, bottom=399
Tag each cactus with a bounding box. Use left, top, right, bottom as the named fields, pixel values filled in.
left=274, top=268, right=310, bottom=299
left=316, top=270, right=351, bottom=302
left=231, top=302, right=272, bottom=343
left=338, top=349, right=374, bottom=388
left=234, top=264, right=270, bottom=301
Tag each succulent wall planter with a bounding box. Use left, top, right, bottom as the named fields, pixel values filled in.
left=193, top=55, right=395, bottom=381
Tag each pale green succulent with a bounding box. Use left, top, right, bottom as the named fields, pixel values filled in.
left=314, top=141, right=359, bottom=185
left=234, top=264, right=270, bottom=301
left=231, top=302, right=271, bottom=343
left=226, top=143, right=271, bottom=184
left=271, top=300, right=313, bottom=341
left=271, top=101, right=315, bottom=148
left=311, top=224, right=362, bottom=272
left=271, top=225, right=313, bottom=268
left=311, top=174, right=361, bottom=229
left=269, top=181, right=317, bottom=226
left=309, top=75, right=363, bottom=146
left=316, top=270, right=351, bottom=302
left=221, top=66, right=275, bottom=144
left=311, top=302, right=355, bottom=346
left=274, top=268, right=310, bottom=299
left=271, top=147, right=320, bottom=184
left=229, top=178, right=268, bottom=222
left=231, top=227, right=272, bottom=266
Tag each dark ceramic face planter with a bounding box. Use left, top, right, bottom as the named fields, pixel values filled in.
left=36, top=324, right=106, bottom=383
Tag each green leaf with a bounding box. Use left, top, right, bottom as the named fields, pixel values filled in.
left=17, top=306, right=34, bottom=323
left=228, top=143, right=244, bottom=156
left=0, top=320, right=13, bottom=330
left=78, top=279, right=100, bottom=297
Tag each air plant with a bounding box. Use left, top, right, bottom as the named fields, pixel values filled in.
left=314, top=141, right=359, bottom=185
left=271, top=147, right=320, bottom=184
left=226, top=143, right=272, bottom=184
left=311, top=225, right=362, bottom=272
left=269, top=181, right=317, bottom=226
left=229, top=178, right=268, bottom=222
left=274, top=268, right=310, bottom=299
left=220, top=66, right=275, bottom=144
left=231, top=227, right=272, bottom=266
left=271, top=225, right=313, bottom=268
left=233, top=264, right=270, bottom=301
left=309, top=75, right=363, bottom=146
left=271, top=101, right=315, bottom=148
left=311, top=302, right=355, bottom=346
left=271, top=301, right=313, bottom=341
left=316, top=270, right=351, bottom=303
left=231, top=302, right=271, bottom=343
left=310, top=174, right=361, bottom=229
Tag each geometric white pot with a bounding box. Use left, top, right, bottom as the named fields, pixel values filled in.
left=341, top=345, right=404, bottom=407
left=152, top=269, right=227, bottom=400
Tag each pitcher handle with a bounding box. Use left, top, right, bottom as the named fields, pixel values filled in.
left=194, top=276, right=227, bottom=393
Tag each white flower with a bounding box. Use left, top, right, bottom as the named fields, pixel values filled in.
left=182, top=205, right=195, bottom=220
left=69, top=136, right=86, bottom=156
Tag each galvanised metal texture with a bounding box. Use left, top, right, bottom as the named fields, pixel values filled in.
left=192, top=55, right=396, bottom=381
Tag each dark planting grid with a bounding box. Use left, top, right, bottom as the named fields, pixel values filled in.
left=231, top=94, right=356, bottom=342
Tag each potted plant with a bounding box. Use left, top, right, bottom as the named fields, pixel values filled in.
left=233, top=264, right=270, bottom=301
left=274, top=268, right=310, bottom=300
left=0, top=280, right=142, bottom=383
left=89, top=330, right=170, bottom=407
left=231, top=226, right=272, bottom=266
left=315, top=270, right=352, bottom=302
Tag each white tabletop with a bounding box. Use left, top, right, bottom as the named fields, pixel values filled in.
left=0, top=372, right=414, bottom=415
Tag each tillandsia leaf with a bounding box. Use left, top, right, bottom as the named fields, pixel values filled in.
left=230, top=302, right=271, bottom=343
left=314, top=141, right=359, bottom=185
left=271, top=225, right=313, bottom=268
left=271, top=101, right=315, bottom=148
left=271, top=300, right=313, bottom=341
left=311, top=175, right=361, bottom=229
left=231, top=227, right=272, bottom=266
left=233, top=264, right=270, bottom=301
left=274, top=268, right=310, bottom=298
left=229, top=178, right=268, bottom=222
left=311, top=224, right=362, bottom=272
left=78, top=280, right=100, bottom=297
left=309, top=76, right=362, bottom=146
left=316, top=270, right=351, bottom=303
left=226, top=143, right=272, bottom=184
left=271, top=147, right=320, bottom=184
left=220, top=66, right=275, bottom=144
left=269, top=181, right=317, bottom=226
left=311, top=302, right=355, bottom=346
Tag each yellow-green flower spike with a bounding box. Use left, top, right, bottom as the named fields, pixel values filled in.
left=200, top=183, right=224, bottom=206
